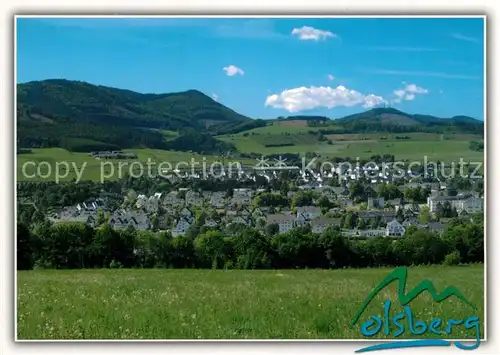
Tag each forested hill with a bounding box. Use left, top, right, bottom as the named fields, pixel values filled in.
left=332, top=108, right=484, bottom=134
left=268, top=108, right=483, bottom=135
left=17, top=79, right=254, bottom=131
left=17, top=79, right=260, bottom=152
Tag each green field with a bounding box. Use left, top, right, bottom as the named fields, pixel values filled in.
left=227, top=122, right=329, bottom=135
left=220, top=131, right=485, bottom=162
left=17, top=148, right=255, bottom=182
left=17, top=130, right=484, bottom=182
left=17, top=265, right=484, bottom=340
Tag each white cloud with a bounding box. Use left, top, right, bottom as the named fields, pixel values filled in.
left=291, top=26, right=337, bottom=41
left=452, top=33, right=480, bottom=44
left=223, top=65, right=244, bottom=76
left=404, top=83, right=428, bottom=94
left=327, top=74, right=335, bottom=81
left=265, top=85, right=386, bottom=113
left=212, top=93, right=219, bottom=102
left=392, top=83, right=428, bottom=103
left=394, top=89, right=406, bottom=98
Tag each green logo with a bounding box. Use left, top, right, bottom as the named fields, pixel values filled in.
left=350, top=267, right=480, bottom=353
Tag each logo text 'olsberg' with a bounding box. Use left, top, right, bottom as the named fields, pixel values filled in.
left=350, top=267, right=480, bottom=353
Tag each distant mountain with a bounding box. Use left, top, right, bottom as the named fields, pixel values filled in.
left=337, top=107, right=482, bottom=126
left=16, top=79, right=254, bottom=152
left=17, top=79, right=251, bottom=131
left=331, top=108, right=483, bottom=134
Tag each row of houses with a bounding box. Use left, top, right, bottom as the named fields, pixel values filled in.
left=158, top=188, right=427, bottom=211
left=264, top=212, right=407, bottom=237
left=90, top=151, right=137, bottom=159
left=427, top=194, right=484, bottom=214
left=51, top=207, right=152, bottom=231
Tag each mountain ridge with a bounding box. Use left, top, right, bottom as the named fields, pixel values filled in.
left=16, top=79, right=484, bottom=152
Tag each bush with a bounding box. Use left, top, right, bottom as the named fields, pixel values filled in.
left=33, top=258, right=55, bottom=269
left=109, top=259, right=123, bottom=269
left=443, top=251, right=460, bottom=266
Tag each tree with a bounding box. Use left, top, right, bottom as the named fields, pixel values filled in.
left=271, top=229, right=314, bottom=268
left=154, top=232, right=173, bottom=267
left=317, top=227, right=351, bottom=268
left=195, top=231, right=226, bottom=269
left=91, top=223, right=135, bottom=268
left=343, top=213, right=357, bottom=229
left=396, top=208, right=404, bottom=222
left=256, top=218, right=266, bottom=230
left=151, top=215, right=159, bottom=231
left=195, top=211, right=207, bottom=228
left=378, top=183, right=402, bottom=200
left=170, top=236, right=195, bottom=268
left=266, top=223, right=279, bottom=237
left=253, top=193, right=288, bottom=208
left=317, top=195, right=332, bottom=210
left=280, top=181, right=289, bottom=197
left=292, top=191, right=314, bottom=208
left=95, top=209, right=106, bottom=226
left=233, top=229, right=271, bottom=269
left=17, top=223, right=33, bottom=270
left=349, top=181, right=365, bottom=200
left=419, top=206, right=431, bottom=224
left=164, top=215, right=174, bottom=229
left=41, top=222, right=94, bottom=269
left=126, top=189, right=137, bottom=204
left=370, top=216, right=381, bottom=229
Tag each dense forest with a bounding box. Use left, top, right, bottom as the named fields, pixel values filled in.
left=17, top=215, right=483, bottom=270
left=17, top=80, right=252, bottom=153
left=165, top=132, right=235, bottom=154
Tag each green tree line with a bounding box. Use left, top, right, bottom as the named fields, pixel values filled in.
left=17, top=215, right=483, bottom=271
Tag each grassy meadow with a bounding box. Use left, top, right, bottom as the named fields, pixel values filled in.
left=220, top=130, right=485, bottom=162
left=17, top=148, right=256, bottom=182
left=17, top=265, right=484, bottom=340
left=17, top=122, right=484, bottom=182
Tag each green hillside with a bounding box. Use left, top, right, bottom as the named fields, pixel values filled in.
left=17, top=80, right=253, bottom=153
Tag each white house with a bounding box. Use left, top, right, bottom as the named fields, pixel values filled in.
left=367, top=197, right=385, bottom=209
left=204, top=218, right=218, bottom=228
left=135, top=194, right=148, bottom=209
left=210, top=192, right=226, bottom=208
left=77, top=198, right=105, bottom=211
left=386, top=219, right=406, bottom=237
left=146, top=193, right=162, bottom=213
left=457, top=197, right=484, bottom=214
left=185, top=190, right=204, bottom=207
left=266, top=214, right=297, bottom=234
left=296, top=206, right=321, bottom=220
left=427, top=194, right=483, bottom=214
left=163, top=192, right=184, bottom=207
left=359, top=229, right=386, bottom=237
left=172, top=218, right=191, bottom=237
left=311, top=218, right=335, bottom=234
left=232, top=189, right=253, bottom=206
left=180, top=207, right=194, bottom=223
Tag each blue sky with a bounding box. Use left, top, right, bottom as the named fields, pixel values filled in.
left=16, top=17, right=485, bottom=120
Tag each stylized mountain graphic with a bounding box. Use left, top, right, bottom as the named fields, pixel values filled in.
left=350, top=267, right=476, bottom=327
